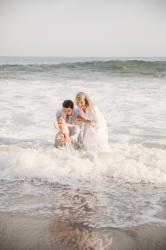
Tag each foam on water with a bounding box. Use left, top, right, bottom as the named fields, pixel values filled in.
left=0, top=143, right=166, bottom=185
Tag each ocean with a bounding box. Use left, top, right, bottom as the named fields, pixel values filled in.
left=0, top=56, right=166, bottom=235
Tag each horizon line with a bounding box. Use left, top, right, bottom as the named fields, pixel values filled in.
left=0, top=55, right=166, bottom=58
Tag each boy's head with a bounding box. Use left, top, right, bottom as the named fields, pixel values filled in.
left=62, top=100, right=74, bottom=116
left=57, top=116, right=65, bottom=128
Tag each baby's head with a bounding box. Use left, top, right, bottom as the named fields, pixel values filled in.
left=57, top=116, right=66, bottom=129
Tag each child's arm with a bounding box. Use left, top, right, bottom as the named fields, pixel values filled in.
left=63, top=133, right=70, bottom=142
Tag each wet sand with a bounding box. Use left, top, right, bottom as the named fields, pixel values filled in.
left=0, top=213, right=166, bottom=250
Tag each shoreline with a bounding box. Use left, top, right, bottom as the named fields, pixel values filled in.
left=0, top=212, right=166, bottom=250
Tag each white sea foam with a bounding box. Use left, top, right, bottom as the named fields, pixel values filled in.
left=0, top=143, right=166, bottom=185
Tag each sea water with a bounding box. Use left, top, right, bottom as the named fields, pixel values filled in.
left=0, top=57, right=166, bottom=228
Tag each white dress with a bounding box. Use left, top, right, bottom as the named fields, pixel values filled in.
left=81, top=106, right=109, bottom=152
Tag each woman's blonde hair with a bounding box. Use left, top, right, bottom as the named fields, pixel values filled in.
left=76, top=92, right=94, bottom=112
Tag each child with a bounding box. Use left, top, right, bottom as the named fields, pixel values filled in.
left=54, top=116, right=79, bottom=149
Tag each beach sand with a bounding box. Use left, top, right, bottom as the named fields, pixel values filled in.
left=0, top=213, right=166, bottom=250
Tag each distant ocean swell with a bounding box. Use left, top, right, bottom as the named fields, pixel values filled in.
left=0, top=60, right=166, bottom=78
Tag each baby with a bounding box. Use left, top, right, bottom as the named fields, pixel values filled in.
left=54, top=116, right=78, bottom=148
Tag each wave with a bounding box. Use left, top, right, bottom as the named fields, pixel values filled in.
left=0, top=60, right=166, bottom=77
left=0, top=143, right=166, bottom=185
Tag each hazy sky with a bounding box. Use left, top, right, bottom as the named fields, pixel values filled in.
left=0, top=0, right=166, bottom=57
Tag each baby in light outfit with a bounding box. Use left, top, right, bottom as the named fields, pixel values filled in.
left=54, top=116, right=79, bottom=148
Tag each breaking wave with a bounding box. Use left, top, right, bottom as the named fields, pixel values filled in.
left=0, top=59, right=166, bottom=78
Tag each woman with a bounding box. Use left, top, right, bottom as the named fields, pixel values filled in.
left=75, top=92, right=109, bottom=152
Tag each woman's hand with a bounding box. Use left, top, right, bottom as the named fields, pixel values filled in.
left=76, top=115, right=86, bottom=123
left=76, top=115, right=92, bottom=125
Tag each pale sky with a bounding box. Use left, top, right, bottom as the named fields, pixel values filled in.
left=0, top=0, right=166, bottom=57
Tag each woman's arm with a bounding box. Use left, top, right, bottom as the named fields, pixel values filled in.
left=76, top=115, right=95, bottom=126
